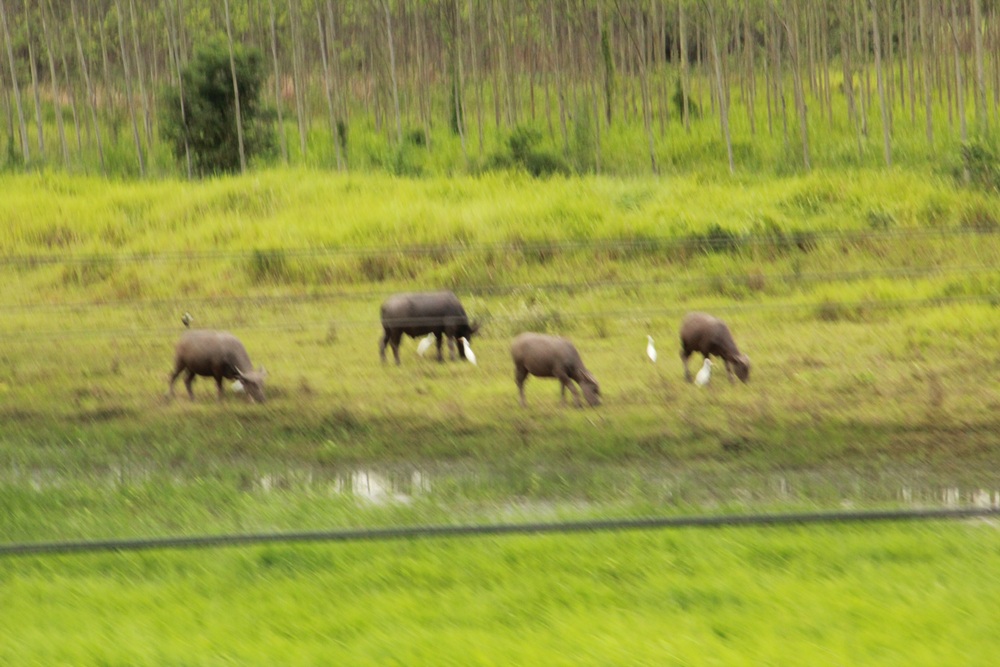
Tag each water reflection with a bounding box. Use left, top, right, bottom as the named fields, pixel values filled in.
left=5, top=461, right=1000, bottom=511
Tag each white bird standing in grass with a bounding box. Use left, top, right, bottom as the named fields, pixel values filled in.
left=646, top=335, right=657, bottom=363
left=416, top=333, right=435, bottom=357
left=694, top=358, right=712, bottom=387
left=182, top=312, right=193, bottom=328
left=232, top=379, right=245, bottom=393
left=460, top=337, right=477, bottom=365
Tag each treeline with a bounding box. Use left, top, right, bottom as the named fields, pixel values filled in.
left=1, top=0, right=999, bottom=177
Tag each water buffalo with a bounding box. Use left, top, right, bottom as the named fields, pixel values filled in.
left=679, top=312, right=750, bottom=383
left=511, top=332, right=601, bottom=407
left=379, top=291, right=478, bottom=365
left=169, top=330, right=267, bottom=402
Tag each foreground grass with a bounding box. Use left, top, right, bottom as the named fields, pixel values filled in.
left=1, top=520, right=998, bottom=665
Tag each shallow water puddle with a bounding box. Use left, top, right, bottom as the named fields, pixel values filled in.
left=5, top=461, right=1000, bottom=511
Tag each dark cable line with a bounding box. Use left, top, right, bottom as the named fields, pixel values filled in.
left=2, top=507, right=996, bottom=558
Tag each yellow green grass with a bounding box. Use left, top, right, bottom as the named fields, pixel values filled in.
left=2, top=167, right=999, bottom=664
left=1, top=168, right=999, bottom=476
left=2, top=521, right=1000, bottom=665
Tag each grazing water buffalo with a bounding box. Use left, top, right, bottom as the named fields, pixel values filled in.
left=169, top=330, right=267, bottom=402
left=511, top=332, right=601, bottom=407
left=379, top=291, right=478, bottom=365
left=679, top=312, right=750, bottom=383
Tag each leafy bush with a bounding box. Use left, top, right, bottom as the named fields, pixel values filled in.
left=248, top=248, right=289, bottom=284
left=485, top=126, right=570, bottom=177
left=958, top=203, right=999, bottom=233
left=161, top=38, right=276, bottom=176
left=693, top=223, right=742, bottom=254
left=957, top=140, right=1000, bottom=192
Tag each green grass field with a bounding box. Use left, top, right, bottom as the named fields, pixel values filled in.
left=1, top=167, right=999, bottom=473
left=3, top=521, right=1000, bottom=665
left=2, top=166, right=1000, bottom=663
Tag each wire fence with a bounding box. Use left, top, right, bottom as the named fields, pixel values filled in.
left=1, top=225, right=989, bottom=267
left=2, top=507, right=998, bottom=558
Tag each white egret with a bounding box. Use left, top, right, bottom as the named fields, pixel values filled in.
left=232, top=379, right=245, bottom=393
left=182, top=312, right=193, bottom=328
left=646, top=335, right=657, bottom=363
left=460, top=337, right=477, bottom=365
left=694, top=358, right=712, bottom=387
left=416, top=333, right=435, bottom=356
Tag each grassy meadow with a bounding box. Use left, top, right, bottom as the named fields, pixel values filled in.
left=2, top=165, right=1000, bottom=663
left=2, top=167, right=999, bottom=476
left=3, top=520, right=1000, bottom=665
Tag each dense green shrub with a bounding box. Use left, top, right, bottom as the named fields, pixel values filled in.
left=957, top=139, right=1000, bottom=193
left=485, top=126, right=571, bottom=177
left=161, top=39, right=276, bottom=176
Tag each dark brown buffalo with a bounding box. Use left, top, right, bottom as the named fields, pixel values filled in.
left=169, top=330, right=267, bottom=402
left=379, top=291, right=478, bottom=365
left=679, top=312, right=750, bottom=383
left=511, top=332, right=600, bottom=407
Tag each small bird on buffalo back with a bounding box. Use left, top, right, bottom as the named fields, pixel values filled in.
left=416, top=333, right=435, bottom=357
left=646, top=335, right=657, bottom=363
left=695, top=359, right=712, bottom=387
left=460, top=337, right=477, bottom=365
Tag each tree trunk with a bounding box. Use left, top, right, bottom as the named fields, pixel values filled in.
left=128, top=0, right=153, bottom=152
left=615, top=0, right=657, bottom=174
left=550, top=1, right=568, bottom=153
left=382, top=0, right=401, bottom=145
left=325, top=0, right=345, bottom=167
left=782, top=0, right=810, bottom=170
left=0, top=0, right=29, bottom=163
left=164, top=0, right=191, bottom=177
left=114, top=0, right=146, bottom=175
left=706, top=3, right=734, bottom=173
left=743, top=0, right=756, bottom=135
left=679, top=0, right=690, bottom=132
left=488, top=0, right=501, bottom=129
left=970, top=0, right=986, bottom=133
left=468, top=0, right=484, bottom=153
left=853, top=0, right=869, bottom=137
left=837, top=2, right=863, bottom=160
left=224, top=0, right=247, bottom=173
left=949, top=0, right=967, bottom=142
left=70, top=0, right=104, bottom=172
left=288, top=0, right=308, bottom=157
left=39, top=0, right=70, bottom=167
left=905, top=0, right=916, bottom=126
left=24, top=4, right=45, bottom=157
left=268, top=0, right=288, bottom=163
left=918, top=0, right=933, bottom=145
left=47, top=0, right=82, bottom=156
left=316, top=4, right=343, bottom=169
left=869, top=0, right=892, bottom=165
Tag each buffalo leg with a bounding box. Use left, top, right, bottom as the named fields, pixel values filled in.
left=723, top=359, right=736, bottom=383
left=183, top=371, right=197, bottom=400
left=680, top=349, right=693, bottom=382
left=515, top=365, right=529, bottom=406
left=389, top=331, right=403, bottom=365
left=214, top=375, right=225, bottom=400
left=446, top=334, right=457, bottom=361
left=379, top=330, right=390, bottom=363
left=168, top=366, right=183, bottom=398
left=435, top=333, right=446, bottom=362
left=556, top=370, right=583, bottom=407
